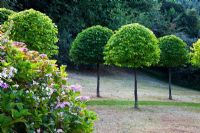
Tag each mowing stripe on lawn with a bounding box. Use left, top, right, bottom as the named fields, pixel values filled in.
left=87, top=100, right=200, bottom=108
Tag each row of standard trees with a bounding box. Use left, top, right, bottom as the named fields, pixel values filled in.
left=69, top=23, right=200, bottom=109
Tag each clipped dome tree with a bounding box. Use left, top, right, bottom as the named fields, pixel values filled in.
left=0, top=8, right=15, bottom=24
left=104, top=23, right=160, bottom=109
left=159, top=35, right=188, bottom=100
left=69, top=25, right=113, bottom=97
left=191, top=39, right=200, bottom=67
left=3, top=9, right=58, bottom=57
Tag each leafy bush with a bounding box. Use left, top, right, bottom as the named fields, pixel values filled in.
left=191, top=39, right=200, bottom=67
left=104, top=23, right=160, bottom=68
left=3, top=9, right=58, bottom=57
left=0, top=8, right=15, bottom=24
left=0, top=30, right=97, bottom=132
left=159, top=35, right=189, bottom=68
left=70, top=25, right=113, bottom=65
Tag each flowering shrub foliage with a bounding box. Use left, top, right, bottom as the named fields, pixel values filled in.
left=0, top=31, right=97, bottom=132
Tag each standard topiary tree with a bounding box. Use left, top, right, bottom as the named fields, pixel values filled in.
left=69, top=25, right=113, bottom=97
left=191, top=39, right=200, bottom=67
left=0, top=8, right=15, bottom=24
left=104, top=23, right=160, bottom=109
left=158, top=35, right=188, bottom=100
left=3, top=9, right=58, bottom=57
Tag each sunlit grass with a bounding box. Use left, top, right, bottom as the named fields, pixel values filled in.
left=87, top=99, right=200, bottom=108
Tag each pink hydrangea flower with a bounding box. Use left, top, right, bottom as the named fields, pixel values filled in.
left=2, top=39, right=8, bottom=43
left=39, top=54, right=47, bottom=58
left=75, top=96, right=90, bottom=101
left=12, top=42, right=26, bottom=47
left=0, top=82, right=9, bottom=89
left=55, top=101, right=70, bottom=109
left=69, top=85, right=82, bottom=92
left=0, top=46, right=5, bottom=50
left=19, top=47, right=28, bottom=52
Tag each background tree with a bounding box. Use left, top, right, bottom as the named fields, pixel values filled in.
left=0, top=0, right=16, bottom=9
left=104, top=23, right=160, bottom=109
left=158, top=35, right=189, bottom=100
left=69, top=25, right=113, bottom=97
left=3, top=9, right=58, bottom=57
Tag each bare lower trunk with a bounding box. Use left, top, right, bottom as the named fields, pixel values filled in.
left=169, top=68, right=172, bottom=100
left=97, top=63, right=100, bottom=97
left=134, top=69, right=138, bottom=109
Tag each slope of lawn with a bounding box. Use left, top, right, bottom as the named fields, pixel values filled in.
left=68, top=68, right=200, bottom=103
left=68, top=68, right=200, bottom=133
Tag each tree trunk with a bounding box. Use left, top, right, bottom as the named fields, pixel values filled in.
left=168, top=68, right=172, bottom=100
left=97, top=63, right=100, bottom=97
left=134, top=69, right=138, bottom=109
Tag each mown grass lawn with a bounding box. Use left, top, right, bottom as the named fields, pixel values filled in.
left=68, top=68, right=200, bottom=133
left=68, top=68, right=200, bottom=103
left=87, top=100, right=200, bottom=108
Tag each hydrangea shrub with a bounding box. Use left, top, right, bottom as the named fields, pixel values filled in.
left=0, top=31, right=97, bottom=132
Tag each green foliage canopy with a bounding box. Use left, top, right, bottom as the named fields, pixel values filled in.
left=0, top=8, right=15, bottom=24
left=70, top=25, right=113, bottom=65
left=3, top=9, right=58, bottom=57
left=159, top=35, right=189, bottom=67
left=104, top=23, right=160, bottom=68
left=191, top=39, right=200, bottom=67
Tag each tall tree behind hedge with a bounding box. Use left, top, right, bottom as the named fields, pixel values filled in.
left=0, top=0, right=16, bottom=9
left=46, top=0, right=158, bottom=65
left=46, top=0, right=126, bottom=65
left=104, top=23, right=160, bottom=109
left=158, top=35, right=189, bottom=100
left=70, top=25, right=113, bottom=97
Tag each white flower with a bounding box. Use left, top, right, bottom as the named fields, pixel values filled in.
left=12, top=84, right=19, bottom=88
left=33, top=80, right=39, bottom=85
left=45, top=73, right=52, bottom=77
left=56, top=129, right=64, bottom=133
